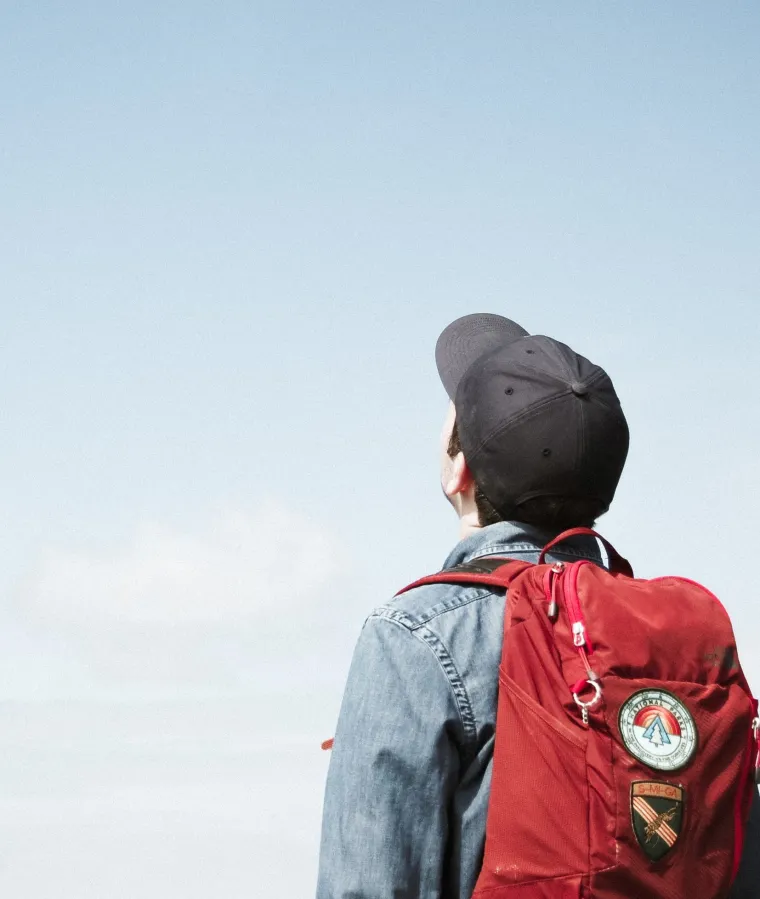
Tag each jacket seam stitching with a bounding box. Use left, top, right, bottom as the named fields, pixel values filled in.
left=369, top=610, right=478, bottom=747
left=385, top=588, right=503, bottom=626
left=415, top=624, right=478, bottom=747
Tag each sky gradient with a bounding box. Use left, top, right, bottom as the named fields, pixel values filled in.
left=2, top=3, right=759, bottom=895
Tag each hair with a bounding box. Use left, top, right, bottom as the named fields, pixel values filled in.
left=447, top=420, right=600, bottom=531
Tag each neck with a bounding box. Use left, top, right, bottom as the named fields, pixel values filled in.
left=458, top=510, right=483, bottom=541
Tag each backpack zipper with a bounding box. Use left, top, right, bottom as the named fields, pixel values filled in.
left=549, top=561, right=601, bottom=726
left=564, top=560, right=595, bottom=655
left=549, top=560, right=596, bottom=669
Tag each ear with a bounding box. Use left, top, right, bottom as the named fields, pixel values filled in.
left=444, top=450, right=475, bottom=497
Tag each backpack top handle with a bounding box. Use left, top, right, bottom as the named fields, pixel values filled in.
left=538, top=527, right=634, bottom=578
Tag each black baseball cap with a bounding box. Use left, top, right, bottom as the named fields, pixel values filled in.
left=435, top=313, right=530, bottom=401
left=436, top=314, right=629, bottom=520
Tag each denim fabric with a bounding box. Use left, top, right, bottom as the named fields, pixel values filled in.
left=316, top=521, right=759, bottom=898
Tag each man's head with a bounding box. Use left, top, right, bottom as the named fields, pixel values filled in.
left=436, top=314, right=629, bottom=534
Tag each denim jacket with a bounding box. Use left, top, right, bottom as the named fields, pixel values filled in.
left=316, top=521, right=759, bottom=898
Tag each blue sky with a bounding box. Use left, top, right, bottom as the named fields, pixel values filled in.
left=1, top=2, right=759, bottom=895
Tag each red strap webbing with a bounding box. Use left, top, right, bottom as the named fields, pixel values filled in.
left=538, top=527, right=633, bottom=577
left=395, top=558, right=532, bottom=597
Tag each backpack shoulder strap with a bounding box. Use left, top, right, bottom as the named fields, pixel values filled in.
left=395, top=556, right=533, bottom=597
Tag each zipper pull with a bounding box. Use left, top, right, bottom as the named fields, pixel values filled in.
left=572, top=622, right=586, bottom=647
left=547, top=563, right=564, bottom=620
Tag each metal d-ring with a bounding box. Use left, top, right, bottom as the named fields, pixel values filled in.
left=573, top=679, right=602, bottom=726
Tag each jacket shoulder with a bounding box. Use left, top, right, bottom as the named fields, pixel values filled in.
left=378, top=572, right=506, bottom=630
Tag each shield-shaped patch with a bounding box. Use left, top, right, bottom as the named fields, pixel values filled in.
left=631, top=781, right=684, bottom=861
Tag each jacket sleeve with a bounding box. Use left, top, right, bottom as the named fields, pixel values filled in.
left=730, top=786, right=760, bottom=898
left=316, top=612, right=462, bottom=899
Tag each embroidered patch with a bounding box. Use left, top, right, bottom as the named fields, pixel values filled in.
left=618, top=689, right=697, bottom=771
left=631, top=781, right=684, bottom=861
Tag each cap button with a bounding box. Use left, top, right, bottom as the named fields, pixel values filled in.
left=570, top=381, right=588, bottom=397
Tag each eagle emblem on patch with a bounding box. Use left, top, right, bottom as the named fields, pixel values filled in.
left=631, top=782, right=684, bottom=861
left=618, top=689, right=697, bottom=771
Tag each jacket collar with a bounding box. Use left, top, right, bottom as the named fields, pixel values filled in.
left=441, top=520, right=604, bottom=569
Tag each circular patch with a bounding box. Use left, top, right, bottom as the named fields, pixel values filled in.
left=619, top=690, right=697, bottom=771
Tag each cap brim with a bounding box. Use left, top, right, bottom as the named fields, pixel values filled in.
left=435, top=313, right=530, bottom=400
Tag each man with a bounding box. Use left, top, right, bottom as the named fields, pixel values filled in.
left=316, top=313, right=759, bottom=898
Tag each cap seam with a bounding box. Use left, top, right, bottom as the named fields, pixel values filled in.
left=454, top=358, right=572, bottom=407
left=580, top=367, right=611, bottom=392
left=533, top=335, right=581, bottom=382
left=462, top=368, right=622, bottom=462
left=464, top=388, right=576, bottom=461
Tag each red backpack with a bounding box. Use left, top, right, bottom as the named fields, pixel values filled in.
left=396, top=528, right=759, bottom=898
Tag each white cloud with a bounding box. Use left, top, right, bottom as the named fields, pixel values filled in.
left=16, top=501, right=341, bottom=625
left=3, top=501, right=353, bottom=697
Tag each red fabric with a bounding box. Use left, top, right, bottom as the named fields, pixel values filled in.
left=401, top=532, right=757, bottom=899
left=395, top=560, right=533, bottom=595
